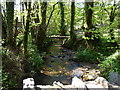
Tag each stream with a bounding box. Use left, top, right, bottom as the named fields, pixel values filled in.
left=33, top=38, right=99, bottom=85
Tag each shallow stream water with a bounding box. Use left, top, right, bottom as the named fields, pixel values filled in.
left=33, top=39, right=99, bottom=85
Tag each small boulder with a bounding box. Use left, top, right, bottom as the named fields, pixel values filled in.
left=53, top=81, right=64, bottom=88
left=85, top=77, right=109, bottom=90
left=84, top=75, right=95, bottom=81
left=23, top=78, right=35, bottom=89
left=109, top=72, right=120, bottom=86
left=71, top=68, right=84, bottom=78
left=95, top=77, right=109, bottom=88
left=72, top=76, right=87, bottom=89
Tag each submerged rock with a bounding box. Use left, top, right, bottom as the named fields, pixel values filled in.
left=33, top=73, right=55, bottom=85
left=71, top=68, right=84, bottom=78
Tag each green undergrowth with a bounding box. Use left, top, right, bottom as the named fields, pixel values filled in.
left=1, top=47, right=24, bottom=89
left=27, top=43, right=44, bottom=72
left=76, top=48, right=101, bottom=63
left=98, top=51, right=120, bottom=80
left=1, top=38, right=44, bottom=89
left=76, top=36, right=119, bottom=80
left=95, top=37, right=118, bottom=56
left=1, top=70, right=18, bottom=89
left=76, top=37, right=118, bottom=63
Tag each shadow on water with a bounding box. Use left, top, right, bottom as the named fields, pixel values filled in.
left=33, top=73, right=72, bottom=85
left=33, top=38, right=98, bottom=85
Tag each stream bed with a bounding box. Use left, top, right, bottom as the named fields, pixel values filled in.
left=33, top=39, right=99, bottom=85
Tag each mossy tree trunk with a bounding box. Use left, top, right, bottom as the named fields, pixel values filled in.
left=85, top=1, right=94, bottom=29
left=59, top=2, right=66, bottom=36
left=36, top=2, right=47, bottom=52
left=63, top=0, right=77, bottom=50
left=22, top=2, right=25, bottom=28
left=23, top=2, right=31, bottom=58
left=84, top=0, right=100, bottom=49
left=2, top=12, right=7, bottom=46
left=70, top=0, right=76, bottom=42
left=104, top=0, right=117, bottom=40
left=14, top=17, right=18, bottom=47
left=118, top=1, right=120, bottom=29
left=109, top=1, right=117, bottom=40
left=84, top=0, right=94, bottom=38
left=6, top=2, right=14, bottom=48
left=23, top=2, right=32, bottom=73
left=31, top=2, right=40, bottom=44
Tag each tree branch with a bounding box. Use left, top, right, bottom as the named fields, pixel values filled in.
left=46, top=2, right=58, bottom=28
left=102, top=2, right=110, bottom=15
left=104, top=8, right=109, bottom=15
left=113, top=0, right=117, bottom=16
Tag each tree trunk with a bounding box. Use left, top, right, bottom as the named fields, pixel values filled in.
left=6, top=2, right=14, bottom=48
left=59, top=2, right=66, bottom=36
left=63, top=0, right=77, bottom=50
left=85, top=0, right=94, bottom=38
left=84, top=0, right=100, bottom=49
left=70, top=0, right=76, bottom=41
left=22, top=2, right=25, bottom=28
left=36, top=2, right=47, bottom=52
left=31, top=2, right=40, bottom=44
left=2, top=13, right=7, bottom=46
left=118, top=1, right=120, bottom=29
left=23, top=2, right=31, bottom=73
left=0, top=4, right=2, bottom=45
left=14, top=17, right=18, bottom=47
left=23, top=2, right=31, bottom=58
left=109, top=1, right=116, bottom=40
left=104, top=0, right=116, bottom=40
left=32, top=2, right=40, bottom=23
left=85, top=1, right=94, bottom=29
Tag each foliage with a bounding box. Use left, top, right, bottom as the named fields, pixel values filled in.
left=1, top=48, right=22, bottom=89
left=27, top=36, right=44, bottom=72
left=46, top=2, right=71, bottom=35
left=1, top=70, right=18, bottom=89
left=76, top=36, right=118, bottom=63
left=77, top=48, right=101, bottom=63
left=96, top=37, right=118, bottom=56
left=98, top=51, right=120, bottom=80
left=1, top=1, right=120, bottom=87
